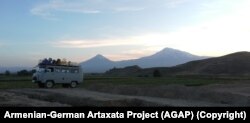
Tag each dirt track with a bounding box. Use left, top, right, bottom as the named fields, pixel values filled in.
left=0, top=88, right=223, bottom=107
left=1, top=83, right=250, bottom=107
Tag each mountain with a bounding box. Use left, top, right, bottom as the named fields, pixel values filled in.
left=81, top=48, right=207, bottom=73
left=117, top=48, right=207, bottom=68
left=105, top=51, right=250, bottom=76
left=81, top=54, right=116, bottom=73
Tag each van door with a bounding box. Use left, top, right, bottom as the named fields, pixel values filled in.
left=54, top=68, right=64, bottom=83
left=68, top=68, right=78, bottom=83
left=45, top=67, right=56, bottom=82
left=61, top=68, right=69, bottom=83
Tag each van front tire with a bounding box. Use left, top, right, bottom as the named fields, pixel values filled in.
left=70, top=81, right=77, bottom=88
left=45, top=81, right=54, bottom=88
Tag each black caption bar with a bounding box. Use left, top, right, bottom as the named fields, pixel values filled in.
left=0, top=107, right=249, bottom=121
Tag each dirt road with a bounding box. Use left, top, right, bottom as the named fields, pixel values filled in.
left=1, top=83, right=250, bottom=107
left=0, top=88, right=223, bottom=107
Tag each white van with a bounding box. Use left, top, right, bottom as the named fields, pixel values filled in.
left=32, top=65, right=84, bottom=88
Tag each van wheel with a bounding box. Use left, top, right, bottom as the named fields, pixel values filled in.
left=70, top=81, right=77, bottom=88
left=38, top=83, right=45, bottom=88
left=45, top=81, right=54, bottom=88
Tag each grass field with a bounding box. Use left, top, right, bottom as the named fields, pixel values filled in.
left=0, top=75, right=35, bottom=89
left=0, top=74, right=247, bottom=89
left=1, top=75, right=250, bottom=106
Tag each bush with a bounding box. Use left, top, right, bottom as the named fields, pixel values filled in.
left=153, top=70, right=162, bottom=77
left=17, top=70, right=34, bottom=76
left=5, top=70, right=11, bottom=76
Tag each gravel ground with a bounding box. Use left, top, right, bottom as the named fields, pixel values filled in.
left=1, top=83, right=250, bottom=107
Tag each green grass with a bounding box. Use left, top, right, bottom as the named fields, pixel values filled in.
left=0, top=75, right=31, bottom=81
left=0, top=75, right=245, bottom=89
left=81, top=76, right=225, bottom=87
left=0, top=75, right=35, bottom=89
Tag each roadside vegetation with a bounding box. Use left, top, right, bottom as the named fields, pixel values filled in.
left=1, top=73, right=249, bottom=89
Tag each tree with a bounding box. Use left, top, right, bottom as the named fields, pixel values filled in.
left=153, top=69, right=162, bottom=77
left=5, top=70, right=10, bottom=76
left=17, top=70, right=30, bottom=76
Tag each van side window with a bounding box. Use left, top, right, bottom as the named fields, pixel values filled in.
left=75, top=70, right=79, bottom=73
left=61, top=69, right=70, bottom=73
left=55, top=68, right=61, bottom=73
left=46, top=67, right=54, bottom=72
left=50, top=68, right=54, bottom=72
left=71, top=69, right=79, bottom=73
left=66, top=69, right=70, bottom=73
left=61, top=69, right=66, bottom=73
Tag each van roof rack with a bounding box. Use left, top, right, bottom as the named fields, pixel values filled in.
left=38, top=64, right=79, bottom=67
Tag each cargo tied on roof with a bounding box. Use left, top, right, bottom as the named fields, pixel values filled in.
left=32, top=58, right=84, bottom=88
left=38, top=58, right=78, bottom=67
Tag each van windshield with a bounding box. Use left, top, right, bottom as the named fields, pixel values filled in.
left=37, top=68, right=45, bottom=73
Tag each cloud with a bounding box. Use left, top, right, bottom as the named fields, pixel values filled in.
left=114, top=7, right=145, bottom=12
left=105, top=48, right=157, bottom=61
left=53, top=2, right=250, bottom=57
left=53, top=34, right=176, bottom=49
left=31, top=0, right=101, bottom=19
left=34, top=0, right=250, bottom=60
left=166, top=0, right=188, bottom=8
left=31, top=0, right=188, bottom=19
left=31, top=5, right=57, bottom=20
left=53, top=38, right=141, bottom=48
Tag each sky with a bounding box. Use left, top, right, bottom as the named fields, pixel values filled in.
left=0, top=0, right=250, bottom=67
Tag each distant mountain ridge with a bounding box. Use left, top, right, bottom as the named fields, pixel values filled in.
left=81, top=48, right=208, bottom=73
left=0, top=66, right=32, bottom=73
left=106, top=51, right=250, bottom=76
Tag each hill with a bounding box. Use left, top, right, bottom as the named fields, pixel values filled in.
left=170, top=51, right=250, bottom=75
